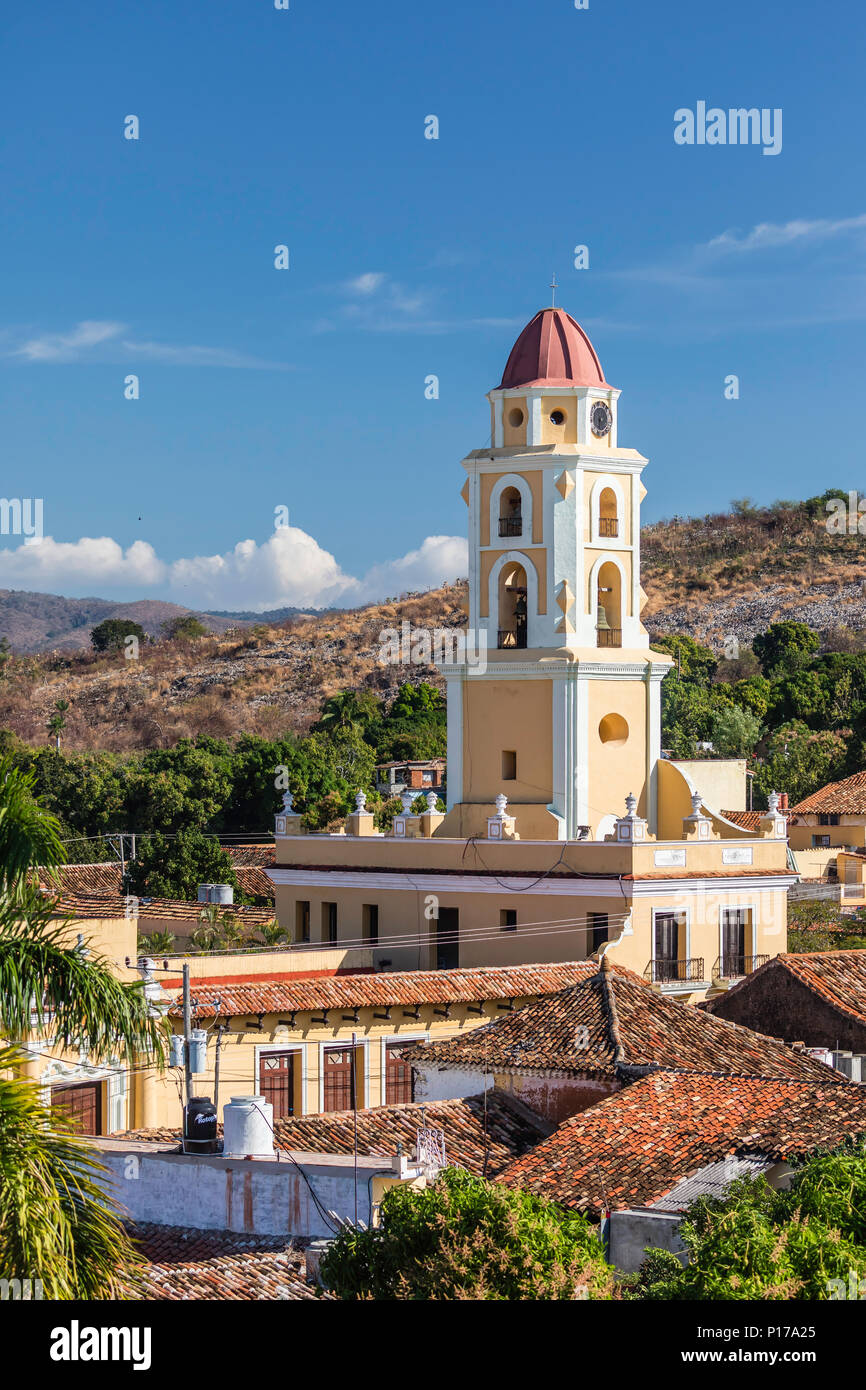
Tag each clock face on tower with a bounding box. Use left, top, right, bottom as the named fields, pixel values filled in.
left=590, top=402, right=612, bottom=438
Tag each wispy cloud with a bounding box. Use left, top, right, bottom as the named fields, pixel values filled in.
left=9, top=320, right=290, bottom=369
left=705, top=214, right=866, bottom=255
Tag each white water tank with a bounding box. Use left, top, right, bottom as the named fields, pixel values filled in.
left=197, top=883, right=234, bottom=905
left=222, top=1095, right=274, bottom=1158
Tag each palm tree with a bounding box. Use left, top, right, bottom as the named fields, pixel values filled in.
left=138, top=929, right=176, bottom=956
left=47, top=699, right=70, bottom=751
left=255, top=920, right=289, bottom=948
left=0, top=769, right=165, bottom=1297
left=0, top=1045, right=143, bottom=1299
left=315, top=690, right=377, bottom=734
left=218, top=912, right=249, bottom=950
left=0, top=757, right=65, bottom=899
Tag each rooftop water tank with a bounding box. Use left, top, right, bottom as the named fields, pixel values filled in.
left=197, top=883, right=234, bottom=905
left=223, top=1095, right=274, bottom=1158
left=183, top=1096, right=220, bottom=1155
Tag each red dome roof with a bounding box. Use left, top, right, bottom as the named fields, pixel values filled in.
left=497, top=308, right=609, bottom=390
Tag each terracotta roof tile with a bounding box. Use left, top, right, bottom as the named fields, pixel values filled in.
left=703, top=949, right=866, bottom=1028
left=167, top=960, right=596, bottom=1020
left=50, top=894, right=276, bottom=926
left=498, top=1071, right=866, bottom=1213
left=791, top=770, right=866, bottom=815
left=403, top=956, right=839, bottom=1084
left=129, top=1224, right=324, bottom=1300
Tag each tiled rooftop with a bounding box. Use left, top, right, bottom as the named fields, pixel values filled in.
left=791, top=770, right=866, bottom=815
left=402, top=956, right=841, bottom=1084
left=499, top=1071, right=866, bottom=1213
left=117, top=1093, right=549, bottom=1179
left=168, top=960, right=596, bottom=1021
left=129, top=1224, right=325, bottom=1300
left=703, top=949, right=866, bottom=1028
left=50, top=894, right=277, bottom=926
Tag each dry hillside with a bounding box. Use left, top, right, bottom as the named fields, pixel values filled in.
left=5, top=500, right=866, bottom=752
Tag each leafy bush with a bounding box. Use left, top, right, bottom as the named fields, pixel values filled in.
left=90, top=618, right=146, bottom=653
left=123, top=827, right=239, bottom=901
left=320, top=1167, right=613, bottom=1301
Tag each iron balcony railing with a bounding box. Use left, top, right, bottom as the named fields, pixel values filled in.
left=713, top=954, right=769, bottom=979
left=498, top=627, right=527, bottom=649
left=644, top=957, right=705, bottom=985
left=598, top=517, right=618, bottom=538
left=597, top=627, right=622, bottom=648
left=498, top=516, right=523, bottom=537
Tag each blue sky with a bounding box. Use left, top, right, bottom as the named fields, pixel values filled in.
left=2, top=0, right=864, bottom=609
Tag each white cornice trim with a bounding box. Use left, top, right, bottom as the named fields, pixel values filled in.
left=268, top=867, right=795, bottom=897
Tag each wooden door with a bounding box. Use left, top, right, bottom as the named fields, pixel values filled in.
left=436, top=907, right=459, bottom=970
left=385, top=1042, right=414, bottom=1105
left=259, top=1051, right=295, bottom=1120
left=323, top=1047, right=356, bottom=1112
left=51, top=1081, right=101, bottom=1136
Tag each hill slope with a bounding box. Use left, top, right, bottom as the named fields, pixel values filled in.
left=0, top=590, right=242, bottom=654
left=4, top=496, right=866, bottom=751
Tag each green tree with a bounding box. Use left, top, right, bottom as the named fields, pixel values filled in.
left=90, top=618, right=146, bottom=654
left=709, top=705, right=763, bottom=758
left=161, top=614, right=208, bottom=641
left=46, top=699, right=70, bottom=752
left=753, top=622, right=820, bottom=678
left=320, top=1167, right=613, bottom=1300
left=124, top=826, right=239, bottom=900
left=138, top=929, right=176, bottom=955
left=651, top=634, right=718, bottom=685
left=753, top=721, right=848, bottom=806
left=313, top=690, right=381, bottom=736
left=0, top=772, right=164, bottom=1298
left=639, top=1145, right=866, bottom=1300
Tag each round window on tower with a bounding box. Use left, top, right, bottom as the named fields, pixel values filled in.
left=508, top=408, right=524, bottom=427
left=599, top=713, right=629, bottom=747
left=549, top=410, right=566, bottom=426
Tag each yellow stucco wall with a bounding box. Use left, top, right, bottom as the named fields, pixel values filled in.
left=539, top=396, right=578, bottom=445
left=462, top=678, right=553, bottom=805
left=587, top=678, right=649, bottom=823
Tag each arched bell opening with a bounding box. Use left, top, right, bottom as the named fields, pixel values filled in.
left=498, top=486, right=523, bottom=539
left=596, top=561, right=622, bottom=648
left=498, top=562, right=528, bottom=649
left=599, top=486, right=618, bottom=538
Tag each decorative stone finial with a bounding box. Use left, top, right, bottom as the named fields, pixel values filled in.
left=426, top=791, right=438, bottom=813
left=400, top=788, right=414, bottom=815
left=690, top=791, right=702, bottom=817
left=281, top=788, right=294, bottom=814
left=355, top=790, right=367, bottom=813
left=624, top=792, right=637, bottom=818
left=768, top=791, right=780, bottom=813
left=495, top=792, right=508, bottom=817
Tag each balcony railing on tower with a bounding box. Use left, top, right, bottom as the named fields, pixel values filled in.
left=498, top=628, right=527, bottom=649
left=596, top=626, right=622, bottom=648
left=498, top=516, right=523, bottom=537
left=598, top=517, right=618, bottom=538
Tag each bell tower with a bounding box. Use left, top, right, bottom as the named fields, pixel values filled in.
left=440, top=305, right=672, bottom=842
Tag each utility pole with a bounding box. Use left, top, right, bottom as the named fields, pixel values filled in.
left=213, top=1021, right=225, bottom=1119
left=182, top=963, right=193, bottom=1108
left=352, top=1030, right=359, bottom=1227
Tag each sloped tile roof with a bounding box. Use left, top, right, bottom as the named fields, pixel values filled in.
left=129, top=1224, right=324, bottom=1300
left=50, top=894, right=277, bottom=927
left=792, top=770, right=866, bottom=815
left=498, top=1071, right=866, bottom=1213
left=115, top=1094, right=549, bottom=1178
left=271, top=1093, right=549, bottom=1177
left=35, top=862, right=122, bottom=895
left=403, top=956, right=840, bottom=1084
left=168, top=960, right=597, bottom=1021
left=703, top=950, right=866, bottom=1028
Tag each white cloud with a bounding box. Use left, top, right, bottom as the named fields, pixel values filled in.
left=345, top=272, right=387, bottom=295
left=0, top=525, right=468, bottom=611
left=706, top=214, right=866, bottom=255
left=15, top=321, right=125, bottom=362
left=0, top=536, right=164, bottom=587
left=9, top=320, right=288, bottom=369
